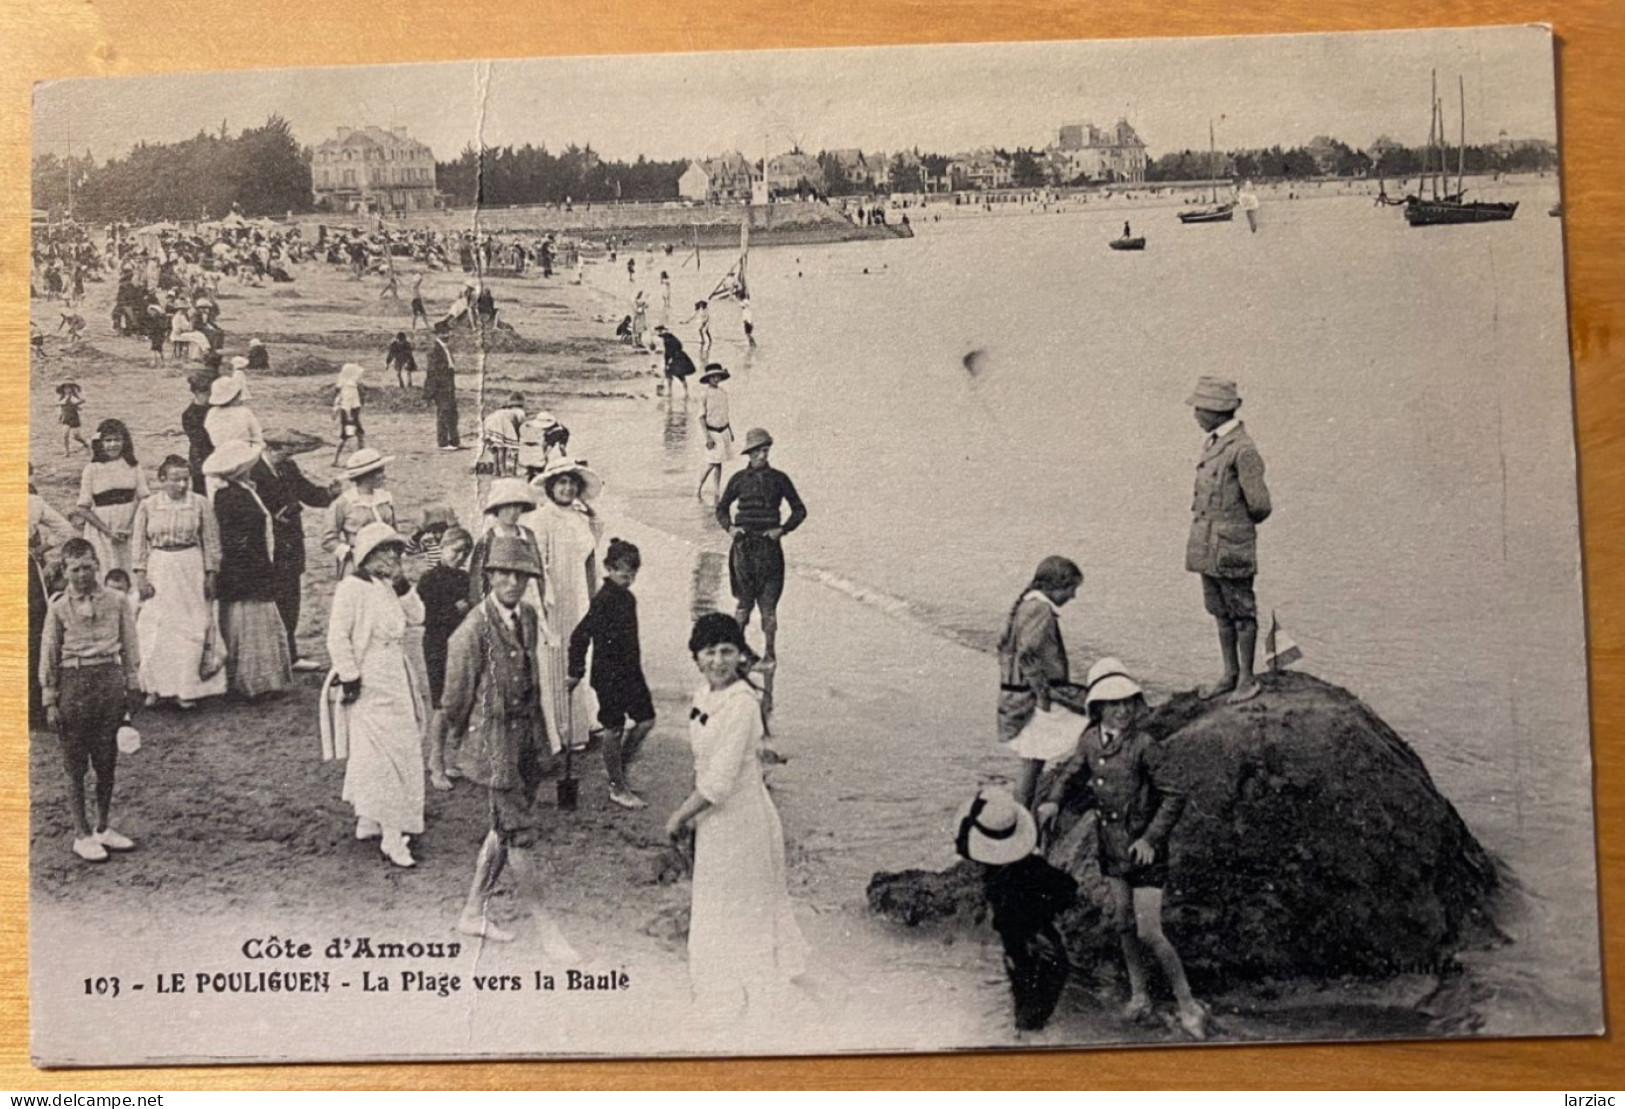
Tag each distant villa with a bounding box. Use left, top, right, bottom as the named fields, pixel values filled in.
left=1047, top=120, right=1148, bottom=184
left=311, top=126, right=439, bottom=214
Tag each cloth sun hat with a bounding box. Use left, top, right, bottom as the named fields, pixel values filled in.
left=531, top=411, right=558, bottom=428
left=700, top=363, right=730, bottom=384
left=337, top=363, right=366, bottom=385
left=484, top=477, right=537, bottom=514
left=352, top=521, right=407, bottom=569
left=531, top=457, right=603, bottom=502
left=954, top=786, right=1038, bottom=866
left=741, top=427, right=773, bottom=453
left=208, top=375, right=245, bottom=406
left=483, top=535, right=543, bottom=578
left=342, top=447, right=392, bottom=481
left=200, top=441, right=262, bottom=480
left=262, top=427, right=324, bottom=454
left=1083, top=656, right=1144, bottom=709
left=1185, top=376, right=1242, bottom=412
left=249, top=338, right=264, bottom=349
left=230, top=355, right=250, bottom=371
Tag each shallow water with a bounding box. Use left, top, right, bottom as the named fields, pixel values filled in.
left=503, top=180, right=1601, bottom=1038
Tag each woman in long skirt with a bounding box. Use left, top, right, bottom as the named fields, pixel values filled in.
left=665, top=614, right=808, bottom=1016
left=526, top=459, right=603, bottom=752
left=130, top=455, right=227, bottom=707
left=327, top=523, right=424, bottom=867
left=206, top=442, right=292, bottom=699
left=73, top=419, right=149, bottom=577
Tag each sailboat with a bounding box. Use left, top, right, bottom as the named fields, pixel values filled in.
left=1178, top=120, right=1236, bottom=224
left=707, top=212, right=749, bottom=301
left=1404, top=73, right=1517, bottom=227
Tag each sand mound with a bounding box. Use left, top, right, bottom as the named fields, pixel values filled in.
left=869, top=671, right=1502, bottom=987
left=270, top=354, right=343, bottom=378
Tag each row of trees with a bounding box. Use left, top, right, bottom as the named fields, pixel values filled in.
left=1147, top=138, right=1557, bottom=184
left=435, top=144, right=688, bottom=207
left=33, top=116, right=310, bottom=223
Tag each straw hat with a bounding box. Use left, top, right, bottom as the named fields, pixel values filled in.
left=484, top=477, right=536, bottom=515
left=483, top=535, right=542, bottom=577
left=1083, top=657, right=1143, bottom=709
left=230, top=355, right=250, bottom=371
left=342, top=447, right=392, bottom=480
left=741, top=427, right=773, bottom=453
left=1185, top=376, right=1241, bottom=412
left=531, top=457, right=603, bottom=502
left=352, top=521, right=407, bottom=569
left=953, top=786, right=1037, bottom=866
left=700, top=363, right=730, bottom=384
left=208, top=375, right=244, bottom=406
left=200, top=441, right=262, bottom=480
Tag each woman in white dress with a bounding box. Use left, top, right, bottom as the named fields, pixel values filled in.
left=526, top=458, right=603, bottom=752
left=130, top=454, right=227, bottom=708
left=326, top=522, right=425, bottom=868
left=665, top=613, right=808, bottom=1015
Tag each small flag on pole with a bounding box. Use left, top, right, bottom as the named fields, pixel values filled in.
left=1265, top=609, right=1302, bottom=672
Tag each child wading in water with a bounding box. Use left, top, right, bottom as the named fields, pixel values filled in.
left=696, top=364, right=734, bottom=500
left=568, top=538, right=656, bottom=810
left=954, top=785, right=1076, bottom=1033
left=1037, top=658, right=1209, bottom=1040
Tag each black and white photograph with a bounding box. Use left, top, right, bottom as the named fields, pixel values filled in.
left=25, top=24, right=1600, bottom=1066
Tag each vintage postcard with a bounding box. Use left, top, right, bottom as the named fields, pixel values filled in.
left=26, top=25, right=1599, bottom=1066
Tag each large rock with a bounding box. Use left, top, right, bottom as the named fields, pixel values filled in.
left=869, top=671, right=1502, bottom=988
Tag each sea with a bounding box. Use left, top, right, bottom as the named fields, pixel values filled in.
left=537, top=177, right=1600, bottom=1041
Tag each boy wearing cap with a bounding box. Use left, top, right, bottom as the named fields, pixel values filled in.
left=715, top=429, right=807, bottom=665
left=1185, top=376, right=1271, bottom=705
left=442, top=537, right=574, bottom=956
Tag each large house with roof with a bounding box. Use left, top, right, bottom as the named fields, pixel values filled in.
left=1046, top=119, right=1148, bottom=184
left=311, top=126, right=439, bottom=213
left=677, top=152, right=757, bottom=203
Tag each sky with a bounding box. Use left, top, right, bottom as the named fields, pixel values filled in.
left=33, top=25, right=1559, bottom=166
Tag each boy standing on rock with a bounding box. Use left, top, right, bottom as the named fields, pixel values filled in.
left=1185, top=376, right=1271, bottom=704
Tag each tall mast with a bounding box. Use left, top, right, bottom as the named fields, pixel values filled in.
left=1457, top=76, right=1467, bottom=197
left=1429, top=70, right=1439, bottom=200
left=1208, top=119, right=1217, bottom=204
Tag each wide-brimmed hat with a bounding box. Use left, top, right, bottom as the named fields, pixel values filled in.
left=200, top=441, right=262, bottom=480
left=953, top=786, right=1038, bottom=866
left=1185, top=376, right=1241, bottom=412
left=337, top=362, right=366, bottom=386
left=529, top=411, right=558, bottom=429
left=55, top=381, right=81, bottom=397
left=700, top=363, right=730, bottom=384
left=352, top=521, right=407, bottom=569
left=342, top=447, right=392, bottom=480
left=230, top=355, right=250, bottom=371
left=1083, top=656, right=1143, bottom=709
left=208, top=376, right=244, bottom=406
left=262, top=427, right=324, bottom=454
left=531, top=457, right=603, bottom=502
left=484, top=477, right=536, bottom=514
left=741, top=427, right=773, bottom=453
left=483, top=535, right=542, bottom=577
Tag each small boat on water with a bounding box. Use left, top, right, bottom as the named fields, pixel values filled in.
left=1402, top=73, right=1517, bottom=228
left=1179, top=120, right=1236, bottom=225
left=1109, top=221, right=1146, bottom=250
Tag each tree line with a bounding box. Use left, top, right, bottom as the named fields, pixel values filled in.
left=434, top=144, right=689, bottom=207
left=33, top=116, right=310, bottom=223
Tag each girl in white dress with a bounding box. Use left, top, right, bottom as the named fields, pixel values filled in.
left=526, top=459, right=604, bottom=752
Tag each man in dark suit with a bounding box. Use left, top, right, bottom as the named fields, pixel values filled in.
left=253, top=430, right=340, bottom=671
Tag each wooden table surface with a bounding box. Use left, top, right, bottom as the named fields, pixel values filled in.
left=1, top=0, right=1620, bottom=1089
